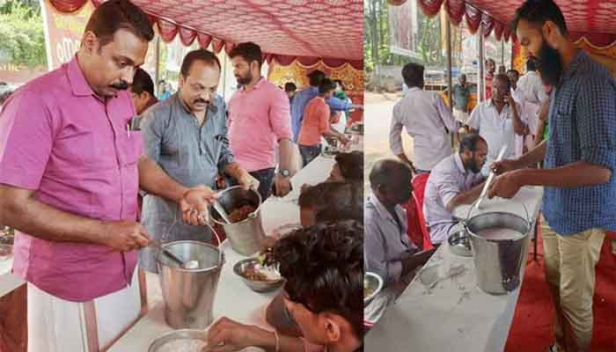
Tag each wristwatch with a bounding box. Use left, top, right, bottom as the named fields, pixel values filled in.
left=279, top=168, right=291, bottom=177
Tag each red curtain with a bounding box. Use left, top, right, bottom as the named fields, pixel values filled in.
left=197, top=33, right=213, bottom=50
left=493, top=21, right=504, bottom=41
left=156, top=19, right=179, bottom=43
left=445, top=0, right=466, bottom=26
left=178, top=27, right=197, bottom=46
left=49, top=0, right=88, bottom=13
left=412, top=0, right=508, bottom=41
left=211, top=38, right=225, bottom=53
left=464, top=4, right=482, bottom=34
left=417, top=0, right=445, bottom=18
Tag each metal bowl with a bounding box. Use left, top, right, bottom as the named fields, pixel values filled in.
left=364, top=272, right=383, bottom=306
left=448, top=229, right=473, bottom=257
left=148, top=329, right=208, bottom=352
left=233, top=258, right=284, bottom=293
left=0, top=244, right=13, bottom=261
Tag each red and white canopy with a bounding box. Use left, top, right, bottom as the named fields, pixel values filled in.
left=47, top=0, right=364, bottom=68
left=390, top=0, right=616, bottom=46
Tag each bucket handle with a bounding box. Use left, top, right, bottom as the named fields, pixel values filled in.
left=161, top=213, right=224, bottom=265
left=465, top=196, right=530, bottom=228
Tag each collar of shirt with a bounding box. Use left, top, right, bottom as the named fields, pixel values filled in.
left=240, top=76, right=266, bottom=93
left=369, top=195, right=405, bottom=226
left=487, top=99, right=511, bottom=115
left=453, top=152, right=467, bottom=175
left=67, top=55, right=120, bottom=103
left=562, top=50, right=585, bottom=81
left=67, top=56, right=94, bottom=97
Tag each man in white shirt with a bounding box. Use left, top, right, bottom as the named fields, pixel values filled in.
left=423, top=134, right=486, bottom=245
left=390, top=62, right=458, bottom=173
left=517, top=58, right=549, bottom=106
left=508, top=68, right=534, bottom=157
left=468, top=74, right=526, bottom=176
left=516, top=58, right=549, bottom=154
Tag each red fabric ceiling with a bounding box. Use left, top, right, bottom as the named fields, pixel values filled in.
left=48, top=0, right=364, bottom=69
left=466, top=0, right=616, bottom=47
left=392, top=0, right=616, bottom=47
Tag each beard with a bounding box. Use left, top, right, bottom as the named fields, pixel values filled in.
left=235, top=71, right=252, bottom=85
left=535, top=39, right=563, bottom=87
left=469, top=161, right=482, bottom=174
left=467, top=153, right=483, bottom=174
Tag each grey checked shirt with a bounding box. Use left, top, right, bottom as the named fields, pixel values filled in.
left=138, top=93, right=234, bottom=272
left=423, top=153, right=484, bottom=244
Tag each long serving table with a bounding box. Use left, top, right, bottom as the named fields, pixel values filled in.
left=108, top=156, right=336, bottom=351
left=365, top=186, right=544, bottom=352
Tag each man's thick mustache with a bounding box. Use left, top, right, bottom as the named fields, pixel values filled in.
left=110, top=81, right=129, bottom=90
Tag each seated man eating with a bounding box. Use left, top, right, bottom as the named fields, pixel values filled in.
left=364, top=159, right=435, bottom=324
left=423, top=134, right=487, bottom=245
left=205, top=220, right=364, bottom=352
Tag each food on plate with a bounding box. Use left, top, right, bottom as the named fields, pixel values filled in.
left=364, top=277, right=375, bottom=298
left=228, top=203, right=256, bottom=223
left=242, top=263, right=281, bottom=281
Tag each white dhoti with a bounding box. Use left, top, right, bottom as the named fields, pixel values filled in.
left=28, top=269, right=144, bottom=352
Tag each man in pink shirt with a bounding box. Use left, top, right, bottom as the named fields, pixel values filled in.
left=228, top=42, right=296, bottom=199
left=298, top=78, right=349, bottom=167
left=0, top=1, right=215, bottom=350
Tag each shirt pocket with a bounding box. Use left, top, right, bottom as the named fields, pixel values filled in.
left=121, top=130, right=143, bottom=166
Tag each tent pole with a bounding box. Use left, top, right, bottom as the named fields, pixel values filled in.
left=478, top=24, right=485, bottom=102
left=446, top=15, right=454, bottom=148
left=446, top=17, right=453, bottom=113
left=155, top=36, right=161, bottom=95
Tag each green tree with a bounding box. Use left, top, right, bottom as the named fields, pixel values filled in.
left=0, top=0, right=46, bottom=68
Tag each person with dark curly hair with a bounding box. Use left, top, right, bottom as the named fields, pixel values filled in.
left=205, top=221, right=364, bottom=352
left=298, top=181, right=363, bottom=226
left=328, top=151, right=363, bottom=183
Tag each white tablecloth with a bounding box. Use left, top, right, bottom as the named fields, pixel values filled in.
left=108, top=156, right=335, bottom=351
left=0, top=257, right=24, bottom=298
left=365, top=186, right=544, bottom=352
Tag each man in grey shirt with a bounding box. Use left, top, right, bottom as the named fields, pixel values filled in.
left=423, top=134, right=486, bottom=245
left=139, top=49, right=255, bottom=273
left=364, top=159, right=435, bottom=323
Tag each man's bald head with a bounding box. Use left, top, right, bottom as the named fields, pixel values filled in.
left=370, top=159, right=412, bottom=189
left=369, top=159, right=413, bottom=206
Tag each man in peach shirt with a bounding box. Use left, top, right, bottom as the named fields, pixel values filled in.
left=297, top=79, right=349, bottom=167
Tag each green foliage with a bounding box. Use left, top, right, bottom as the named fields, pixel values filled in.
left=0, top=0, right=46, bottom=68
left=365, top=0, right=448, bottom=69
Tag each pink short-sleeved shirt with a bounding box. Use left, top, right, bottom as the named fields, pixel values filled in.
left=0, top=56, right=142, bottom=302
left=228, top=78, right=293, bottom=172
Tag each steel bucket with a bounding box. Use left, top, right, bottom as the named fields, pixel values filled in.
left=464, top=202, right=530, bottom=294
left=156, top=224, right=224, bottom=329
left=211, top=186, right=266, bottom=256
